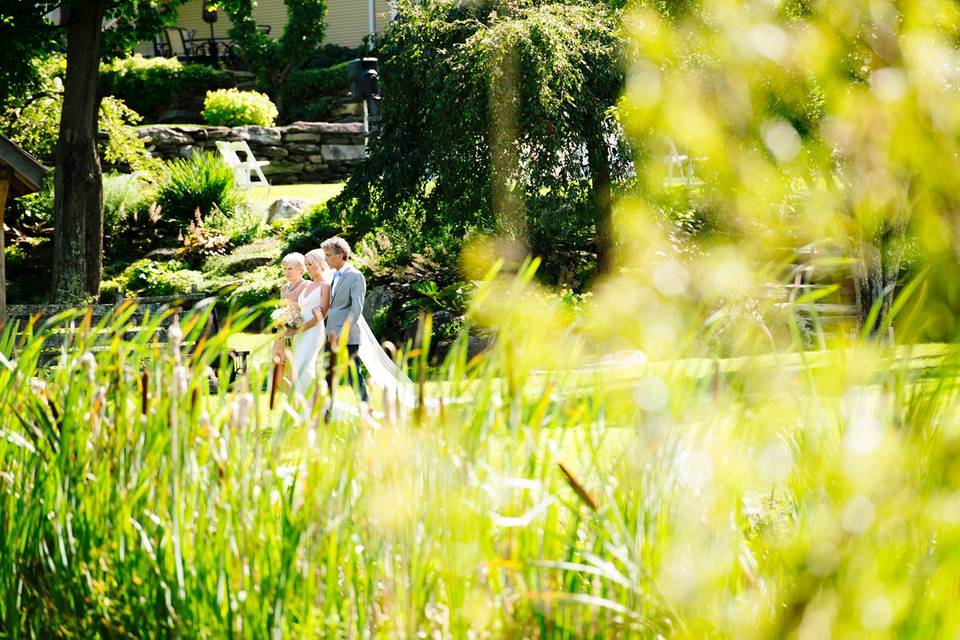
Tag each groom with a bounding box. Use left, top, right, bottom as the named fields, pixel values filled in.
left=322, top=236, right=369, bottom=415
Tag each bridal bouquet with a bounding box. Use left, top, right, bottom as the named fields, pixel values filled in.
left=271, top=300, right=302, bottom=331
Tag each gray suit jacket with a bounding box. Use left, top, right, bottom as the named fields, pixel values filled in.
left=325, top=263, right=366, bottom=345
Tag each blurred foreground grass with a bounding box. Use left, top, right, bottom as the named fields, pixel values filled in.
left=10, top=0, right=960, bottom=635
left=3, top=272, right=960, bottom=637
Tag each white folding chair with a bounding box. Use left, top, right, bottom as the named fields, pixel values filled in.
left=664, top=139, right=704, bottom=188
left=215, top=140, right=270, bottom=189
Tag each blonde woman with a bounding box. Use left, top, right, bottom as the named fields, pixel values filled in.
left=273, top=253, right=310, bottom=363
left=284, top=249, right=331, bottom=398
left=280, top=252, right=308, bottom=304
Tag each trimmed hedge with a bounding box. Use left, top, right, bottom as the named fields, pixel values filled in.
left=99, top=55, right=233, bottom=121
left=282, top=63, right=349, bottom=122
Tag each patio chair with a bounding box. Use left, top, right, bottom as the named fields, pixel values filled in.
left=664, top=138, right=704, bottom=188
left=152, top=32, right=172, bottom=57
left=215, top=140, right=270, bottom=189
left=164, top=27, right=200, bottom=62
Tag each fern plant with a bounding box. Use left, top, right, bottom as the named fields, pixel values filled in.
left=155, top=151, right=244, bottom=235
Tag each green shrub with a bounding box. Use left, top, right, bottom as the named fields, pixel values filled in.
left=156, top=151, right=244, bottom=230
left=224, top=264, right=283, bottom=309
left=5, top=237, right=53, bottom=303
left=113, top=258, right=206, bottom=297
left=204, top=239, right=281, bottom=276
left=204, top=205, right=266, bottom=247
left=100, top=55, right=233, bottom=120
left=283, top=64, right=348, bottom=121
left=282, top=202, right=353, bottom=255
left=202, top=88, right=278, bottom=127
left=302, top=43, right=367, bottom=69
left=0, top=91, right=154, bottom=171
left=102, top=173, right=155, bottom=236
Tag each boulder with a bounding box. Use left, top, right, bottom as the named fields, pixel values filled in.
left=286, top=121, right=363, bottom=135
left=321, top=144, right=365, bottom=161
left=137, top=126, right=193, bottom=146
left=363, top=286, right=396, bottom=324
left=258, top=146, right=290, bottom=159
left=203, top=127, right=235, bottom=141
left=266, top=198, right=308, bottom=223
left=284, top=133, right=323, bottom=143
left=262, top=162, right=304, bottom=175
left=234, top=125, right=282, bottom=145
left=467, top=336, right=492, bottom=360
left=288, top=143, right=322, bottom=154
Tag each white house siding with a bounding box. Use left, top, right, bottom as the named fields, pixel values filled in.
left=169, top=0, right=290, bottom=40
left=135, top=0, right=391, bottom=55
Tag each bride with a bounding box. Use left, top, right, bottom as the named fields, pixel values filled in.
left=286, top=249, right=331, bottom=399
left=286, top=245, right=418, bottom=415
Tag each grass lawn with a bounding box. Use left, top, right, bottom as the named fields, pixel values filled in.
left=245, top=182, right=344, bottom=212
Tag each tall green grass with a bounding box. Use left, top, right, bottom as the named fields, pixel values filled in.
left=2, top=266, right=960, bottom=638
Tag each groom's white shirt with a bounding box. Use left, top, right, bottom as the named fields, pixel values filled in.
left=330, top=267, right=342, bottom=297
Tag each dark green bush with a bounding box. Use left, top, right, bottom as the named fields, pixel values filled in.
left=282, top=98, right=340, bottom=123
left=105, top=202, right=165, bottom=262
left=301, top=44, right=367, bottom=69
left=99, top=55, right=232, bottom=121
left=282, top=202, right=354, bottom=255
left=5, top=237, right=53, bottom=303
left=286, top=63, right=349, bottom=97
left=282, top=63, right=349, bottom=122
left=156, top=151, right=244, bottom=231
left=4, top=178, right=54, bottom=304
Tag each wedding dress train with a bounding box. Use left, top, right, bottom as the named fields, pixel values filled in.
left=355, top=316, right=418, bottom=409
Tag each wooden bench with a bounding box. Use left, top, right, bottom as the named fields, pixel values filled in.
left=6, top=294, right=249, bottom=387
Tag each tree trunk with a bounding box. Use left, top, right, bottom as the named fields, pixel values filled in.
left=587, top=129, right=613, bottom=273
left=53, top=1, right=106, bottom=302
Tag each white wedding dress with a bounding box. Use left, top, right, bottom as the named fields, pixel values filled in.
left=290, top=284, right=325, bottom=398
left=290, top=270, right=420, bottom=418
left=356, top=316, right=419, bottom=408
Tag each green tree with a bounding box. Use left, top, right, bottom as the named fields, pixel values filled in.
left=619, top=0, right=960, bottom=339
left=217, top=0, right=328, bottom=117
left=332, top=0, right=626, bottom=277
left=0, top=1, right=187, bottom=301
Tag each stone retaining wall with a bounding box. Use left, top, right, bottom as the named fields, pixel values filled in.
left=136, top=122, right=366, bottom=184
